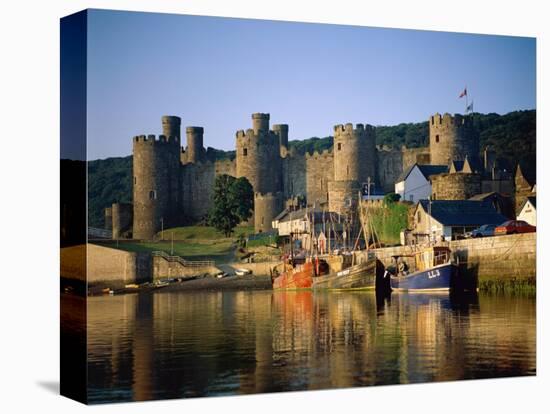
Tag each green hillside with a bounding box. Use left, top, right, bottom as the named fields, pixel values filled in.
left=88, top=110, right=536, bottom=228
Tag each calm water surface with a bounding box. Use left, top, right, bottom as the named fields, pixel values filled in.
left=76, top=290, right=535, bottom=403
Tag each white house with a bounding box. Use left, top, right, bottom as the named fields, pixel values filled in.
left=517, top=196, right=536, bottom=226
left=272, top=208, right=344, bottom=251
left=412, top=200, right=508, bottom=242
left=394, top=164, right=448, bottom=203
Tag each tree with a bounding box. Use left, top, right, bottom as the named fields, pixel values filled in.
left=208, top=175, right=253, bottom=236
left=384, top=193, right=401, bottom=205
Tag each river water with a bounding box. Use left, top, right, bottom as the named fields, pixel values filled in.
left=78, top=290, right=535, bottom=403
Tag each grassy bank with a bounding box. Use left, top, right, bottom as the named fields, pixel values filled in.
left=95, top=225, right=255, bottom=263
left=157, top=225, right=254, bottom=241
left=370, top=202, right=409, bottom=245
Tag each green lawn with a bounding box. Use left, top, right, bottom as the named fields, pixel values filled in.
left=99, top=240, right=234, bottom=262
left=157, top=225, right=254, bottom=240
left=95, top=225, right=255, bottom=263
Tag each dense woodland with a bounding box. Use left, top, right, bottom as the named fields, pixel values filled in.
left=88, top=110, right=536, bottom=228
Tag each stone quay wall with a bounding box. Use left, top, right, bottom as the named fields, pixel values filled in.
left=372, top=232, right=536, bottom=288
left=61, top=244, right=152, bottom=287
left=152, top=256, right=220, bottom=280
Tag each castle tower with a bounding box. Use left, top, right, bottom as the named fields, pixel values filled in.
left=252, top=113, right=270, bottom=134
left=235, top=113, right=282, bottom=194
left=429, top=113, right=477, bottom=165
left=104, top=206, right=112, bottom=231
left=185, top=126, right=205, bottom=163
left=333, top=123, right=376, bottom=183
left=329, top=123, right=376, bottom=214
left=254, top=192, right=283, bottom=233
left=431, top=171, right=482, bottom=200
left=111, top=202, right=133, bottom=239
left=273, top=124, right=289, bottom=149
left=132, top=133, right=181, bottom=240
left=161, top=115, right=181, bottom=139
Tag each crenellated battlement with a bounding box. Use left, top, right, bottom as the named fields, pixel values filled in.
left=235, top=128, right=280, bottom=147
left=129, top=109, right=485, bottom=239
left=186, top=126, right=204, bottom=134
left=305, top=149, right=333, bottom=159
left=429, top=112, right=477, bottom=165
left=133, top=134, right=180, bottom=144
left=333, top=122, right=375, bottom=136
left=430, top=112, right=472, bottom=128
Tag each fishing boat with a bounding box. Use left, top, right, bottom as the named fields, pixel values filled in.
left=272, top=256, right=329, bottom=289
left=312, top=252, right=381, bottom=290
left=312, top=182, right=390, bottom=291
left=386, top=246, right=459, bottom=291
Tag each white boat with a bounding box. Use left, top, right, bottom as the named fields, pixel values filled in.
left=235, top=268, right=252, bottom=276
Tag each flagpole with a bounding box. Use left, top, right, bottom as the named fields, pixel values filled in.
left=464, top=85, right=468, bottom=115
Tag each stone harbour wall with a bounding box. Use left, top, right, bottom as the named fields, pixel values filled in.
left=372, top=232, right=536, bottom=288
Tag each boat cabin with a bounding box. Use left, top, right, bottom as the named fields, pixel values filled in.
left=391, top=246, right=452, bottom=275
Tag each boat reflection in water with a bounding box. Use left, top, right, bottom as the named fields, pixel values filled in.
left=82, top=287, right=535, bottom=404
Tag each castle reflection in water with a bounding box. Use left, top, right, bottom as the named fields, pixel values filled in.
left=79, top=290, right=535, bottom=403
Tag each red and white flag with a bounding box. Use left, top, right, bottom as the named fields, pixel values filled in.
left=459, top=88, right=467, bottom=98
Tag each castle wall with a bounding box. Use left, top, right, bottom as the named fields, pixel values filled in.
left=377, top=148, right=403, bottom=192
left=305, top=150, right=333, bottom=206
left=180, top=158, right=237, bottom=222
left=431, top=173, right=482, bottom=200
left=402, top=146, right=431, bottom=168
left=328, top=180, right=361, bottom=215
left=181, top=162, right=216, bottom=221
left=282, top=151, right=306, bottom=200
left=214, top=158, right=236, bottom=177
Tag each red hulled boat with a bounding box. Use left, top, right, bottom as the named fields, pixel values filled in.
left=272, top=257, right=329, bottom=289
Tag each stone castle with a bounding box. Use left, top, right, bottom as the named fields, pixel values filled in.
left=118, top=111, right=514, bottom=239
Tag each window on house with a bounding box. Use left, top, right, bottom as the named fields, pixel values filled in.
left=409, top=195, right=414, bottom=201
left=243, top=148, right=248, bottom=156
left=134, top=177, right=137, bottom=185
left=261, top=217, right=264, bottom=225
left=435, top=135, right=440, bottom=143
left=337, top=143, right=342, bottom=150
left=149, top=190, right=156, bottom=200
left=417, top=212, right=421, bottom=223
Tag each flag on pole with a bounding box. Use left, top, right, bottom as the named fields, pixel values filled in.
left=459, top=87, right=467, bottom=98
left=466, top=101, right=474, bottom=113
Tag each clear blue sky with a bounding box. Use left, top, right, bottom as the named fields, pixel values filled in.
left=87, top=9, right=536, bottom=160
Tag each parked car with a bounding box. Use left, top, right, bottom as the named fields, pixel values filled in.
left=494, top=220, right=536, bottom=235
left=467, top=224, right=498, bottom=238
